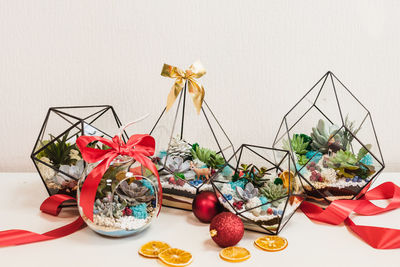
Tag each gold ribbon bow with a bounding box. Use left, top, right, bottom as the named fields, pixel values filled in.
left=161, top=61, right=206, bottom=114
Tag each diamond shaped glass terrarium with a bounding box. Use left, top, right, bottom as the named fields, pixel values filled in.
left=272, top=72, right=385, bottom=207
left=211, top=144, right=305, bottom=234
left=150, top=81, right=236, bottom=210
left=31, top=105, right=127, bottom=197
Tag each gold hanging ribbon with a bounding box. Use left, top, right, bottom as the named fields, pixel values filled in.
left=161, top=61, right=206, bottom=114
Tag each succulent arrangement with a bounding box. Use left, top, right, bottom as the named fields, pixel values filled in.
left=38, top=132, right=80, bottom=168
left=86, top=160, right=158, bottom=234
left=232, top=163, right=269, bottom=187
left=191, top=143, right=225, bottom=169
left=156, top=136, right=226, bottom=189
left=283, top=118, right=376, bottom=195
left=214, top=160, right=297, bottom=227
left=34, top=132, right=86, bottom=195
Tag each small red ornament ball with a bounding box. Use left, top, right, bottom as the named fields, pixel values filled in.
left=209, top=212, right=244, bottom=248
left=192, top=191, right=222, bottom=223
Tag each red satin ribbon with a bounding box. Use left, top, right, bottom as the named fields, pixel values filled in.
left=0, top=195, right=85, bottom=246
left=76, top=134, right=161, bottom=221
left=301, top=182, right=400, bottom=249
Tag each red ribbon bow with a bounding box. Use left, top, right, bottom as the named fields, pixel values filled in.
left=76, top=134, right=161, bottom=221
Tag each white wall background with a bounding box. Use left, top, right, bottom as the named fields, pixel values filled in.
left=0, top=1, right=399, bottom=172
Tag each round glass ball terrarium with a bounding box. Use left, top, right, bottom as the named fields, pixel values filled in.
left=77, top=155, right=160, bottom=237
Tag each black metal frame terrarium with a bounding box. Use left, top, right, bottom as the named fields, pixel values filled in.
left=31, top=105, right=127, bottom=198
left=273, top=72, right=385, bottom=207
left=211, top=144, right=305, bottom=235
left=150, top=80, right=237, bottom=210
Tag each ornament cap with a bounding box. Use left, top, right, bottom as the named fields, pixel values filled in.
left=210, top=229, right=217, bottom=237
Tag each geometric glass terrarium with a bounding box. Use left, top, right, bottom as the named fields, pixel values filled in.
left=211, top=144, right=304, bottom=234
left=273, top=72, right=385, bottom=207
left=150, top=81, right=236, bottom=210
left=31, top=105, right=127, bottom=197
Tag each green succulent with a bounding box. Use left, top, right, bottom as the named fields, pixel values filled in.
left=310, top=117, right=362, bottom=154
left=327, top=150, right=358, bottom=178
left=329, top=150, right=358, bottom=168
left=295, top=134, right=312, bottom=150
left=259, top=181, right=287, bottom=207
left=38, top=132, right=78, bottom=168
left=238, top=163, right=269, bottom=187
left=357, top=144, right=372, bottom=161
left=342, top=115, right=362, bottom=150
left=283, top=134, right=310, bottom=155
left=297, top=154, right=309, bottom=165
left=310, top=119, right=346, bottom=153
left=191, top=144, right=225, bottom=169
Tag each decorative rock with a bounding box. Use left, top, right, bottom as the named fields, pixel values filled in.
left=259, top=196, right=269, bottom=211
left=245, top=197, right=262, bottom=216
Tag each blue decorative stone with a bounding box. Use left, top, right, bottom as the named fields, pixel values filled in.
left=130, top=203, right=148, bottom=219
left=222, top=166, right=234, bottom=177
left=357, top=177, right=362, bottom=183
left=360, top=154, right=373, bottom=166
left=305, top=151, right=323, bottom=163
left=259, top=196, right=269, bottom=211
left=352, top=177, right=358, bottom=182
left=273, top=209, right=278, bottom=215
left=223, top=194, right=233, bottom=201
left=141, top=179, right=155, bottom=195
left=189, top=180, right=203, bottom=186
left=157, top=150, right=167, bottom=159
left=346, top=178, right=351, bottom=182
left=229, top=179, right=246, bottom=190
left=278, top=210, right=283, bottom=215
left=295, top=163, right=307, bottom=176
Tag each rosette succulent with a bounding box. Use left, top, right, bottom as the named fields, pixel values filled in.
left=236, top=182, right=258, bottom=202
left=259, top=181, right=287, bottom=207
left=310, top=119, right=345, bottom=153
left=191, top=143, right=225, bottom=169
left=116, top=180, right=155, bottom=206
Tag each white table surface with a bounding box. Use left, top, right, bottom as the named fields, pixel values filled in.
left=0, top=172, right=399, bottom=267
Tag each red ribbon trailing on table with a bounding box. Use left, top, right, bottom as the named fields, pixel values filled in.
left=300, top=182, right=400, bottom=249
left=0, top=194, right=85, bottom=246
left=0, top=134, right=161, bottom=247
left=76, top=134, right=161, bottom=221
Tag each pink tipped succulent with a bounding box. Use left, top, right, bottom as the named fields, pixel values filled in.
left=168, top=177, right=176, bottom=184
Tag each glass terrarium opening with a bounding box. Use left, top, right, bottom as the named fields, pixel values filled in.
left=273, top=72, right=384, bottom=206
left=212, top=144, right=304, bottom=235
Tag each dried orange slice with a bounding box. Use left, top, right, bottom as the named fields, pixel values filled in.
left=279, top=170, right=295, bottom=190
left=158, top=248, right=193, bottom=266
left=219, top=246, right=250, bottom=263
left=138, top=241, right=170, bottom=258
left=254, top=235, right=288, bottom=252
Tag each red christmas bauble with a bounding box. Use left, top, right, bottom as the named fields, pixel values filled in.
left=192, top=191, right=222, bottom=223
left=209, top=212, right=244, bottom=248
